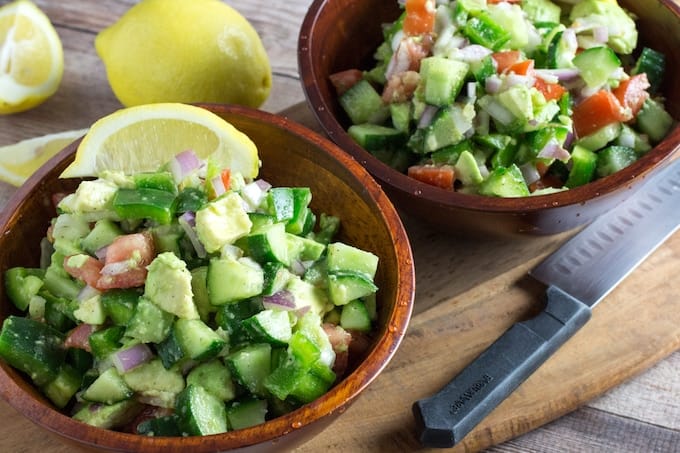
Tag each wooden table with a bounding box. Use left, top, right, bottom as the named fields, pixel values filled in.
left=0, top=1, right=678, bottom=452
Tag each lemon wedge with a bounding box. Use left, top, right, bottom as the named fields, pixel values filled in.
left=0, top=128, right=87, bottom=186
left=60, top=103, right=260, bottom=179
left=0, top=0, right=64, bottom=114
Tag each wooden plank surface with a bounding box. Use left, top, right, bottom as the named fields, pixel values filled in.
left=0, top=1, right=679, bottom=452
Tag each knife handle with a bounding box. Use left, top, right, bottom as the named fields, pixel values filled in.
left=412, top=286, right=592, bottom=448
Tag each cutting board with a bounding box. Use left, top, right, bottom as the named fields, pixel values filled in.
left=279, top=103, right=680, bottom=452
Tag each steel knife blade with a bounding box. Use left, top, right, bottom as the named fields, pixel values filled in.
left=413, top=158, right=680, bottom=448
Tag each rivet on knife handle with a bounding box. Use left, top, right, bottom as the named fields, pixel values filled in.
left=413, top=158, right=680, bottom=448
left=412, top=287, right=591, bottom=448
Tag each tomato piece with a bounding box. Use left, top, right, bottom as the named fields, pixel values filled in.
left=403, top=0, right=435, bottom=36
left=492, top=50, right=522, bottom=73
left=408, top=164, right=455, bottom=190
left=572, top=90, right=628, bottom=138
left=329, top=69, right=364, bottom=96
left=63, top=255, right=104, bottom=289
left=220, top=168, right=231, bottom=191
left=534, top=77, right=567, bottom=102
left=506, top=59, right=534, bottom=76
left=612, top=73, right=650, bottom=118
left=97, top=232, right=156, bottom=289
left=64, top=323, right=97, bottom=352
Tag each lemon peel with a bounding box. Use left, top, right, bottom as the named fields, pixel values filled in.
left=0, top=0, right=64, bottom=114
left=0, top=129, right=87, bottom=186
left=95, top=0, right=271, bottom=108
left=59, top=103, right=260, bottom=180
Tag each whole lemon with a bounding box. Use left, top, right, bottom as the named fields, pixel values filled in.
left=95, top=0, right=272, bottom=108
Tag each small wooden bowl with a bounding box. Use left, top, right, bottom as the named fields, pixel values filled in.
left=299, top=0, right=680, bottom=236
left=0, top=104, right=415, bottom=452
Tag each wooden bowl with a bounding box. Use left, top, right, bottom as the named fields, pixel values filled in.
left=0, top=104, right=415, bottom=452
left=299, top=0, right=680, bottom=236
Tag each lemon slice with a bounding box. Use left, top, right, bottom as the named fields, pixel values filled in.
left=60, top=103, right=260, bottom=179
left=0, top=0, right=64, bottom=114
left=0, top=128, right=87, bottom=186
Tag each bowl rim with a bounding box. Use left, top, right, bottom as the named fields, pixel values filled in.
left=298, top=0, right=680, bottom=216
left=0, top=104, right=416, bottom=451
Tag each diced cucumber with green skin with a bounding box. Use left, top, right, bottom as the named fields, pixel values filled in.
left=226, top=397, right=268, bottom=431
left=328, top=271, right=379, bottom=306
left=186, top=360, right=236, bottom=402
left=572, top=47, right=621, bottom=87
left=176, top=384, right=228, bottom=436
left=348, top=124, right=407, bottom=151
left=288, top=330, right=321, bottom=368
left=215, top=298, right=263, bottom=337
left=41, top=364, right=82, bottom=408
left=4, top=267, right=44, bottom=311
left=137, top=414, right=182, bottom=437
left=241, top=309, right=293, bottom=346
left=190, top=266, right=213, bottom=322
left=419, top=104, right=476, bottom=153
left=174, top=318, right=226, bottom=361
left=74, top=294, right=106, bottom=325
left=566, top=145, right=598, bottom=188
left=471, top=55, right=496, bottom=84
left=81, top=367, right=133, bottom=405
left=175, top=187, right=208, bottom=213
left=487, top=2, right=529, bottom=49
left=339, top=79, right=387, bottom=125
left=431, top=140, right=474, bottom=166
left=101, top=289, right=140, bottom=326
left=67, top=347, right=94, bottom=376
left=287, top=188, right=312, bottom=235
left=478, top=164, right=530, bottom=197
left=362, top=293, right=378, bottom=321
left=636, top=98, right=674, bottom=143
left=522, top=0, right=561, bottom=23
left=632, top=47, right=665, bottom=93
left=89, top=326, right=125, bottom=360
left=262, top=261, right=291, bottom=296
left=340, top=300, right=372, bottom=332
left=616, top=124, right=652, bottom=154
left=156, top=328, right=185, bottom=369
left=575, top=122, right=621, bottom=151
left=73, top=400, right=143, bottom=429
left=125, top=297, right=174, bottom=344
left=326, top=242, right=379, bottom=280
left=462, top=13, right=511, bottom=51
left=81, top=219, right=123, bottom=255
left=43, top=292, right=77, bottom=332
left=546, top=30, right=576, bottom=69
left=287, top=234, right=325, bottom=263
left=133, top=171, right=177, bottom=194
left=247, top=222, right=289, bottom=265
left=226, top=343, right=272, bottom=397
left=289, top=370, right=333, bottom=404
left=248, top=212, right=276, bottom=231
left=44, top=260, right=83, bottom=301
left=122, top=359, right=185, bottom=409
left=419, top=57, right=470, bottom=107
left=390, top=102, right=412, bottom=133
left=0, top=316, right=66, bottom=386
left=208, top=257, right=264, bottom=305
left=151, top=223, right=183, bottom=255
left=596, top=146, right=637, bottom=178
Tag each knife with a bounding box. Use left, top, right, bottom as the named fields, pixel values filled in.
left=413, top=158, right=680, bottom=448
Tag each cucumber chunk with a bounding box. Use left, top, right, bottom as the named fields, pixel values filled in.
left=81, top=367, right=133, bottom=405
left=176, top=384, right=228, bottom=436
left=226, top=397, right=268, bottom=431
left=226, top=343, right=272, bottom=397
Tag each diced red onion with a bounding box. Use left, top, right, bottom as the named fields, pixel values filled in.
left=520, top=163, right=541, bottom=185
left=505, top=74, right=535, bottom=88
left=77, top=285, right=101, bottom=302
left=593, top=26, right=609, bottom=43
left=485, top=75, right=502, bottom=94
left=221, top=244, right=243, bottom=260
left=385, top=40, right=410, bottom=80
left=466, top=82, right=477, bottom=102
left=170, top=150, right=202, bottom=183
left=178, top=211, right=206, bottom=259
left=564, top=132, right=575, bottom=149
left=95, top=245, right=108, bottom=261
left=482, top=99, right=514, bottom=125
left=418, top=105, right=438, bottom=128
left=296, top=305, right=311, bottom=317
left=538, top=141, right=571, bottom=162
left=262, top=290, right=296, bottom=311
left=211, top=175, right=227, bottom=198
left=534, top=68, right=580, bottom=83
left=241, top=180, right=269, bottom=212
left=111, top=343, right=153, bottom=373
left=455, top=44, right=492, bottom=62
left=101, top=261, right=130, bottom=276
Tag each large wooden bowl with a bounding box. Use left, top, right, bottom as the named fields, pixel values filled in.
left=0, top=104, right=415, bottom=452
left=299, top=0, right=680, bottom=236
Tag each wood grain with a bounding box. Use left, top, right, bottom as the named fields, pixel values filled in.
left=0, top=1, right=679, bottom=452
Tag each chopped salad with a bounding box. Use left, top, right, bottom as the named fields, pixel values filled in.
left=333, top=0, right=676, bottom=197
left=0, top=150, right=379, bottom=436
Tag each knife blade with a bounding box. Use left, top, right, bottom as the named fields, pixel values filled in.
left=413, top=158, right=680, bottom=448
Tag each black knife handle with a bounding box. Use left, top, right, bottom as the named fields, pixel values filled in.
left=412, top=286, right=592, bottom=448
